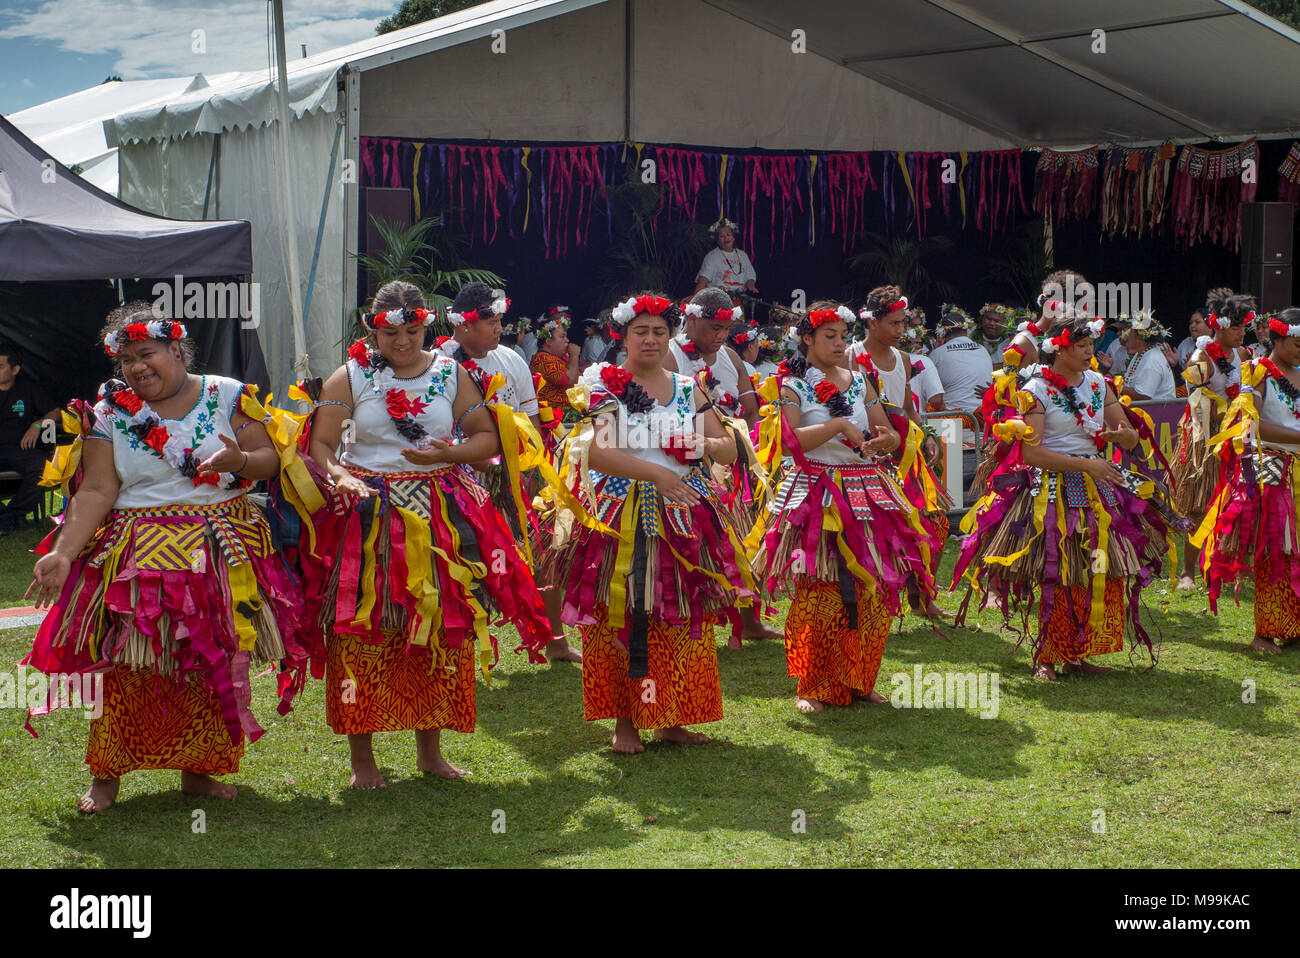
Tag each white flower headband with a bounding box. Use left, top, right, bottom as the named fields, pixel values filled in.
left=859, top=296, right=908, bottom=321
left=537, top=307, right=571, bottom=341
left=448, top=293, right=510, bottom=327
left=1040, top=318, right=1104, bottom=354
left=684, top=302, right=744, bottom=322
left=709, top=217, right=740, bottom=236
left=103, top=316, right=188, bottom=358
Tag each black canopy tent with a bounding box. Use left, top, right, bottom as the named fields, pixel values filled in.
left=0, top=113, right=266, bottom=409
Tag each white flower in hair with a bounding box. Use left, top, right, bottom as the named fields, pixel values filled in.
left=489, top=295, right=510, bottom=316
left=1086, top=318, right=1105, bottom=338
left=684, top=304, right=704, bottom=318
left=610, top=297, right=638, bottom=325
left=859, top=309, right=873, bottom=321
left=836, top=305, right=855, bottom=323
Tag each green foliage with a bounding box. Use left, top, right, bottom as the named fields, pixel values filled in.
left=591, top=160, right=711, bottom=306
left=376, top=0, right=491, bottom=35
left=846, top=234, right=959, bottom=304
left=352, top=215, right=503, bottom=338
left=1245, top=0, right=1300, bottom=30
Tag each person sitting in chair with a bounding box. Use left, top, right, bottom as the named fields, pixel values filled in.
left=0, top=343, right=60, bottom=534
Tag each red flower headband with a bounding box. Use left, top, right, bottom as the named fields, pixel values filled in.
left=362, top=306, right=433, bottom=330
left=1269, top=315, right=1300, bottom=338
left=103, top=318, right=187, bottom=357
left=685, top=303, right=742, bottom=323
left=611, top=295, right=679, bottom=324
left=809, top=305, right=856, bottom=329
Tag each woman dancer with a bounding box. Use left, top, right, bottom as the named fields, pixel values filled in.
left=1170, top=289, right=1255, bottom=589
left=298, top=281, right=551, bottom=786
left=954, top=316, right=1180, bottom=679
left=1193, top=308, right=1300, bottom=652
left=751, top=301, right=928, bottom=711
left=545, top=293, right=757, bottom=753
left=26, top=303, right=316, bottom=812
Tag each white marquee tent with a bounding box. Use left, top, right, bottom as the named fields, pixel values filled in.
left=101, top=0, right=1300, bottom=394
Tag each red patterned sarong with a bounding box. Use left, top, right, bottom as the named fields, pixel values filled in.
left=1037, top=579, right=1124, bottom=664
left=785, top=579, right=892, bottom=705
left=580, top=603, right=722, bottom=729
left=1255, top=553, right=1300, bottom=644
left=86, top=665, right=243, bottom=779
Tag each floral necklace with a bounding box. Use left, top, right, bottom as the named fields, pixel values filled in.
left=348, top=339, right=455, bottom=447
left=1257, top=358, right=1300, bottom=421
left=588, top=363, right=696, bottom=464
left=101, top=377, right=251, bottom=488
left=1040, top=367, right=1106, bottom=450
left=1204, top=342, right=1242, bottom=400
left=681, top=340, right=739, bottom=415
left=779, top=356, right=861, bottom=453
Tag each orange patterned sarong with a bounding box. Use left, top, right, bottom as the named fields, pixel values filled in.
left=1037, top=579, right=1124, bottom=664
left=325, top=631, right=476, bottom=735
left=785, top=579, right=893, bottom=705
left=1255, top=553, right=1300, bottom=644
left=85, top=665, right=243, bottom=779
left=580, top=604, right=722, bottom=729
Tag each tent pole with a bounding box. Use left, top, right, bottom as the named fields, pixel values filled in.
left=201, top=133, right=220, bottom=219
left=302, top=118, right=344, bottom=335
left=270, top=0, right=311, bottom=379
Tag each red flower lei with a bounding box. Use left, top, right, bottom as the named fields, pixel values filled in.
left=1041, top=368, right=1106, bottom=449
left=814, top=379, right=839, bottom=404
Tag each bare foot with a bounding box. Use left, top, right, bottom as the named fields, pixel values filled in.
left=349, top=764, right=389, bottom=789
left=920, top=599, right=953, bottom=621
left=416, top=728, right=470, bottom=779
left=544, top=635, right=583, bottom=664
left=611, top=718, right=645, bottom=754
left=1032, top=663, right=1057, bottom=681
left=1064, top=661, right=1115, bottom=676
left=982, top=592, right=1005, bottom=613
left=853, top=691, right=889, bottom=703
left=1251, top=637, right=1283, bottom=655
left=1176, top=575, right=1197, bottom=592
left=653, top=725, right=709, bottom=745
left=180, top=771, right=238, bottom=801
left=77, top=777, right=119, bottom=814
left=741, top=623, right=783, bottom=641
left=347, top=733, right=388, bottom=789
left=796, top=696, right=825, bottom=712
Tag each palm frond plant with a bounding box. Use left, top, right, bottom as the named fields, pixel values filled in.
left=351, top=214, right=504, bottom=340
left=983, top=220, right=1051, bottom=309
left=846, top=234, right=959, bottom=305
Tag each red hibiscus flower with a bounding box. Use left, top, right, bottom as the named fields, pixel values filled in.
left=144, top=425, right=169, bottom=454
left=776, top=360, right=793, bottom=377
left=347, top=339, right=371, bottom=368
left=169, top=323, right=184, bottom=340
left=125, top=322, right=149, bottom=342
left=663, top=436, right=693, bottom=464
left=600, top=364, right=633, bottom=395
left=435, top=335, right=452, bottom=348
left=814, top=380, right=839, bottom=404
left=112, top=389, right=143, bottom=415
left=385, top=388, right=412, bottom=419
left=854, top=353, right=877, bottom=376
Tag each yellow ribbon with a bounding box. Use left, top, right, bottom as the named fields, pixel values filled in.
left=227, top=560, right=261, bottom=652
left=412, top=143, right=424, bottom=221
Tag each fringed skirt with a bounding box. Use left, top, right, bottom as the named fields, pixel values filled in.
left=1170, top=412, right=1223, bottom=519
left=752, top=460, right=932, bottom=615
left=953, top=463, right=1182, bottom=665
left=301, top=464, right=551, bottom=734
left=544, top=468, right=756, bottom=672
left=25, top=495, right=317, bottom=773
left=1195, top=447, right=1300, bottom=642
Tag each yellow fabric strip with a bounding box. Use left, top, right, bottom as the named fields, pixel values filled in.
left=227, top=560, right=260, bottom=652
left=351, top=500, right=383, bottom=630
left=400, top=508, right=439, bottom=650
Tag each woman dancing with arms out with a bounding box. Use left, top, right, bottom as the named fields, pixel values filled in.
left=26, top=303, right=317, bottom=813
left=751, top=302, right=930, bottom=713
left=299, top=281, right=551, bottom=787
left=953, top=316, right=1183, bottom=680
left=545, top=293, right=758, bottom=753
left=1170, top=288, right=1255, bottom=590
left=1193, top=308, right=1300, bottom=653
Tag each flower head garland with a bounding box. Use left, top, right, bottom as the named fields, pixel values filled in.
left=1269, top=315, right=1300, bottom=340
left=448, top=292, right=510, bottom=327
left=610, top=295, right=685, bottom=330
left=103, top=318, right=188, bottom=358
left=1257, top=357, right=1300, bottom=418
left=361, top=306, right=434, bottom=331
left=1205, top=310, right=1250, bottom=331
left=942, top=304, right=974, bottom=332
left=709, top=217, right=740, bottom=237
left=1040, top=319, right=1104, bottom=354
left=858, top=298, right=907, bottom=321
left=1117, top=310, right=1169, bottom=341
left=96, top=378, right=250, bottom=487
left=729, top=323, right=761, bottom=349
left=805, top=305, right=854, bottom=329
left=685, top=302, right=744, bottom=323
left=536, top=306, right=571, bottom=343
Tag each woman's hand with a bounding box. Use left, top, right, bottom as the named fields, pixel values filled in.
left=197, top=434, right=247, bottom=477
left=27, top=553, right=71, bottom=610
left=331, top=472, right=373, bottom=502
left=654, top=467, right=702, bottom=506
left=837, top=418, right=866, bottom=448
left=401, top=439, right=454, bottom=466
left=862, top=425, right=898, bottom=454
left=567, top=343, right=581, bottom=359
left=1081, top=457, right=1125, bottom=486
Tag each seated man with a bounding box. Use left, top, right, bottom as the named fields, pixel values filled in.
left=0, top=344, right=60, bottom=534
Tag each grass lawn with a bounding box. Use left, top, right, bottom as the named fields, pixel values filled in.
left=1, top=529, right=1297, bottom=868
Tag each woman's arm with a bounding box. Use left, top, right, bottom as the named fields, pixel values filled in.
left=199, top=408, right=277, bottom=481
left=782, top=385, right=863, bottom=451
left=724, top=345, right=760, bottom=425
left=587, top=412, right=701, bottom=505
left=401, top=365, right=500, bottom=467
left=1018, top=407, right=1125, bottom=483
left=1101, top=384, right=1139, bottom=450
left=308, top=365, right=357, bottom=485
left=694, top=388, right=738, bottom=466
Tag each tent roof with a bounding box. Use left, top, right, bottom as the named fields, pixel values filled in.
left=0, top=113, right=251, bottom=281
left=101, top=0, right=1300, bottom=149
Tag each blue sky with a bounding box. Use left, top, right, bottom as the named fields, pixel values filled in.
left=0, top=0, right=393, bottom=114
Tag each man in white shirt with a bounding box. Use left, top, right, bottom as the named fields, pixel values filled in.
left=1117, top=312, right=1176, bottom=402
left=927, top=311, right=994, bottom=414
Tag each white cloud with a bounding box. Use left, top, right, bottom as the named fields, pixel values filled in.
left=0, top=1, right=393, bottom=79
left=21, top=77, right=35, bottom=87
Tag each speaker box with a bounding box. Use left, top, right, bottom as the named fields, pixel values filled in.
left=1240, top=202, right=1294, bottom=265
left=1240, top=261, right=1294, bottom=311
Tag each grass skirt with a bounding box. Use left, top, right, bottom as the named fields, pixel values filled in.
left=953, top=463, right=1181, bottom=664
left=1169, top=412, right=1223, bottom=519
left=26, top=495, right=317, bottom=758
